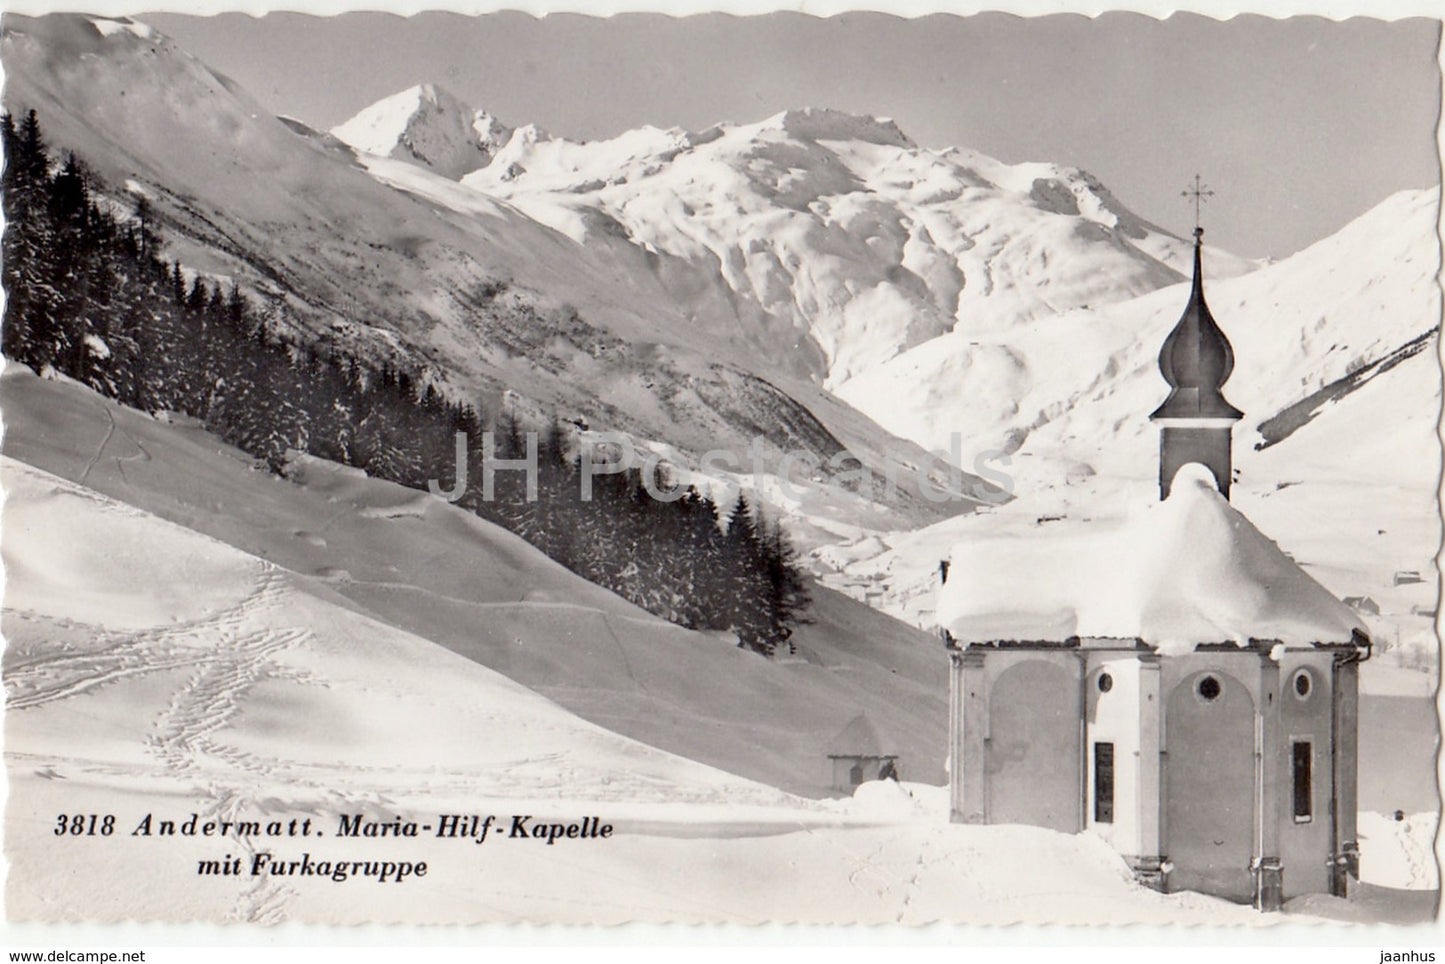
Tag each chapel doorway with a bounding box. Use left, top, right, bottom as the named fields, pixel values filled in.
left=1165, top=671, right=1256, bottom=902
left=986, top=659, right=1081, bottom=831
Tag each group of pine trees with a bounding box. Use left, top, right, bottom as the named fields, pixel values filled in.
left=1, top=109, right=811, bottom=656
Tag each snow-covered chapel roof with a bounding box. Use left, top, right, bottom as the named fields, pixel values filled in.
left=938, top=463, right=1366, bottom=655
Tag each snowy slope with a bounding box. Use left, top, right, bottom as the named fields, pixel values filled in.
left=2, top=455, right=785, bottom=808
left=0, top=451, right=804, bottom=923
left=836, top=188, right=1439, bottom=469
left=0, top=366, right=948, bottom=797
left=332, top=83, right=512, bottom=180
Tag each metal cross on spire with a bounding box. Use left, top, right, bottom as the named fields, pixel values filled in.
left=1181, top=174, right=1215, bottom=231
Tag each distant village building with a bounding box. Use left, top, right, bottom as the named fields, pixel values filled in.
left=938, top=227, right=1370, bottom=911
left=826, top=713, right=898, bottom=792
left=1342, top=595, right=1380, bottom=616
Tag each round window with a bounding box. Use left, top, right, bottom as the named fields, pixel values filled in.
left=1098, top=672, right=1113, bottom=693
left=1293, top=670, right=1312, bottom=700
left=1197, top=675, right=1222, bottom=701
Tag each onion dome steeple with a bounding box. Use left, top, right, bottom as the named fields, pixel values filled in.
left=1150, top=227, right=1244, bottom=422
left=1150, top=222, right=1243, bottom=501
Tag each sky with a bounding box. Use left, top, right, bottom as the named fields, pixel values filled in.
left=141, top=10, right=1442, bottom=260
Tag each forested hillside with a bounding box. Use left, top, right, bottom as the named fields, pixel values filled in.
left=1, top=110, right=810, bottom=656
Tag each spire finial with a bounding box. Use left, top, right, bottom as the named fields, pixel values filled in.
left=1182, top=174, right=1214, bottom=231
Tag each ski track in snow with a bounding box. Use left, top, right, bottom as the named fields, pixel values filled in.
left=4, top=462, right=798, bottom=918
left=6, top=561, right=293, bottom=712
left=4, top=472, right=317, bottom=922
left=81, top=398, right=155, bottom=488
left=146, top=566, right=305, bottom=773
left=10, top=562, right=311, bottom=923
left=76, top=399, right=119, bottom=487
left=205, top=786, right=297, bottom=925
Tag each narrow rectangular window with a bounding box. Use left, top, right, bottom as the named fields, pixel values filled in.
left=1094, top=742, right=1114, bottom=824
left=1292, top=740, right=1313, bottom=823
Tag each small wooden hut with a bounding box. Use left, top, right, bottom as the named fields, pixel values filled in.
left=826, top=713, right=898, bottom=792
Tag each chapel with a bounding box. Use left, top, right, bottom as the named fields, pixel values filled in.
left=938, top=227, right=1370, bottom=911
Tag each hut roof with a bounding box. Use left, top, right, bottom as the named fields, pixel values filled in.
left=826, top=713, right=890, bottom=757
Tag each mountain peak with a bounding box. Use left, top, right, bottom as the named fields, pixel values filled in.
left=332, top=83, right=513, bottom=180
left=760, top=108, right=915, bottom=149
left=86, top=15, right=158, bottom=41
left=413, top=82, right=446, bottom=104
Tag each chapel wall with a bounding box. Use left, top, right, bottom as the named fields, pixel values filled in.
left=1083, top=654, right=1144, bottom=856
left=1276, top=650, right=1339, bottom=896
left=1159, top=654, right=1263, bottom=903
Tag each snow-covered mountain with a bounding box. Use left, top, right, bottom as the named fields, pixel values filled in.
left=326, top=83, right=1267, bottom=464
left=838, top=187, right=1441, bottom=471
left=0, top=14, right=990, bottom=537
left=332, top=83, right=513, bottom=180
left=456, top=103, right=1257, bottom=391
left=0, top=13, right=1252, bottom=466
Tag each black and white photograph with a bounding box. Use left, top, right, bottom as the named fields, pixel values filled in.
left=0, top=0, right=1439, bottom=941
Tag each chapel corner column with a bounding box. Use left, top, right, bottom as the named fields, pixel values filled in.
left=1255, top=652, right=1284, bottom=912
left=1331, top=652, right=1362, bottom=896
left=1130, top=652, right=1167, bottom=891
left=948, top=648, right=989, bottom=824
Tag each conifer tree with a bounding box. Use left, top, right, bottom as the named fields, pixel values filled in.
left=760, top=514, right=813, bottom=654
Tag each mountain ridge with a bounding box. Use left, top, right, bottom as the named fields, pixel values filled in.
left=5, top=13, right=1436, bottom=580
